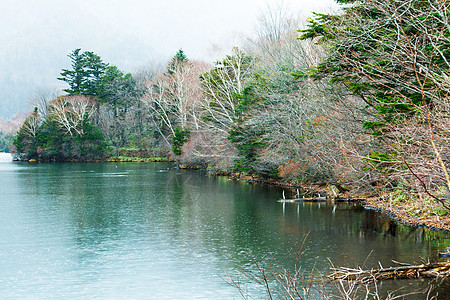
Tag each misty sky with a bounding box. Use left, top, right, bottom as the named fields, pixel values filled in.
left=0, top=0, right=338, bottom=119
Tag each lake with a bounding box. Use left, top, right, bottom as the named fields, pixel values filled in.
left=0, top=157, right=449, bottom=298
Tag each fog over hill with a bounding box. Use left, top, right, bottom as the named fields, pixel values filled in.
left=0, top=1, right=156, bottom=118
left=0, top=0, right=338, bottom=120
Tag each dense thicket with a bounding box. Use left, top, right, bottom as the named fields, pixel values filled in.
left=0, top=133, right=13, bottom=152
left=14, top=49, right=142, bottom=161
left=14, top=98, right=108, bottom=161
left=13, top=1, right=449, bottom=210
left=301, top=0, right=450, bottom=208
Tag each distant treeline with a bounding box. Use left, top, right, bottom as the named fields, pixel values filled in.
left=0, top=133, right=13, bottom=152
left=13, top=0, right=450, bottom=211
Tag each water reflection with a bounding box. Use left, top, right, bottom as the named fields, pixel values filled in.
left=0, top=162, right=448, bottom=298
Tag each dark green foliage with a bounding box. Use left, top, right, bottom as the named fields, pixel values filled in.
left=107, top=73, right=146, bottom=150
left=14, top=113, right=108, bottom=162
left=167, top=49, right=188, bottom=74
left=36, top=119, right=107, bottom=161
left=300, top=0, right=449, bottom=134
left=174, top=49, right=188, bottom=62
left=58, top=49, right=85, bottom=95
left=58, top=49, right=108, bottom=96
left=228, top=86, right=266, bottom=174
left=16, top=49, right=148, bottom=161
left=364, top=151, right=397, bottom=174
left=13, top=108, right=40, bottom=155
left=228, top=126, right=265, bottom=173
left=35, top=119, right=64, bottom=160
left=102, top=73, right=144, bottom=114
left=96, top=65, right=124, bottom=103
left=171, top=127, right=190, bottom=156
left=65, top=122, right=108, bottom=161
left=299, top=13, right=339, bottom=40
left=233, top=87, right=256, bottom=117
left=0, top=133, right=14, bottom=152
left=362, top=121, right=385, bottom=136
left=58, top=49, right=145, bottom=153
left=97, top=67, right=144, bottom=114
left=14, top=118, right=63, bottom=160
left=12, top=131, right=26, bottom=154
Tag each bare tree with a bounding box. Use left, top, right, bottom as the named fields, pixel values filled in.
left=49, top=95, right=96, bottom=136
left=201, top=47, right=254, bottom=134
left=18, top=109, right=41, bottom=139
left=142, top=56, right=210, bottom=147
left=31, top=88, right=62, bottom=119
left=301, top=0, right=450, bottom=205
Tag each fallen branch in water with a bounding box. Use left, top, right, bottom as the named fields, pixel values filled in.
left=328, top=261, right=450, bottom=283
left=278, top=196, right=363, bottom=203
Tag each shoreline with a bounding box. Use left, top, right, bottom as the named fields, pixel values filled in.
left=181, top=164, right=450, bottom=233
left=218, top=171, right=450, bottom=233
left=260, top=180, right=449, bottom=233
left=363, top=198, right=450, bottom=233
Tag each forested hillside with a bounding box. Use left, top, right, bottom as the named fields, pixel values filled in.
left=13, top=0, right=450, bottom=219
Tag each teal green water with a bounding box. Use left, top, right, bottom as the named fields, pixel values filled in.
left=0, top=161, right=448, bottom=298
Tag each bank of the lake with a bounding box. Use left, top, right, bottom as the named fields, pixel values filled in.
left=248, top=179, right=450, bottom=233
left=364, top=197, right=450, bottom=233
left=177, top=163, right=450, bottom=233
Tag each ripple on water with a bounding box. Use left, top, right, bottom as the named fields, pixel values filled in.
left=0, top=162, right=448, bottom=298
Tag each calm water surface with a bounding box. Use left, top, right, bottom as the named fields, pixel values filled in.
left=0, top=158, right=449, bottom=298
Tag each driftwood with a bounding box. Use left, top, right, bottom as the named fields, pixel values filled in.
left=328, top=261, right=450, bottom=283
left=278, top=189, right=362, bottom=203
left=278, top=197, right=362, bottom=203
left=278, top=197, right=328, bottom=202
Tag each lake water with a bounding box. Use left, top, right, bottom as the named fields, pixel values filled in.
left=0, top=158, right=449, bottom=298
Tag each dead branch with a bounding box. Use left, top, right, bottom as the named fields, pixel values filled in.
left=328, top=262, right=450, bottom=283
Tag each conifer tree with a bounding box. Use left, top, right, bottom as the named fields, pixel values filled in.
left=58, top=49, right=108, bottom=96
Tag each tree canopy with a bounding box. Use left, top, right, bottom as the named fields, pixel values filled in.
left=300, top=0, right=450, bottom=207
left=58, top=49, right=108, bottom=96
